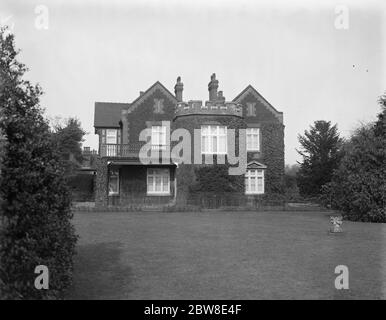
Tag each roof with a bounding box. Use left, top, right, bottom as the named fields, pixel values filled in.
left=233, top=85, right=283, bottom=123
left=247, top=160, right=267, bottom=169
left=94, top=82, right=176, bottom=129
left=94, top=102, right=130, bottom=128
left=127, top=81, right=177, bottom=114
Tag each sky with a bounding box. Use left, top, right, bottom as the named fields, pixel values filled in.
left=1, top=0, right=385, bottom=164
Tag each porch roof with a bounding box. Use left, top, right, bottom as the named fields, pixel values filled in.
left=107, top=160, right=176, bottom=166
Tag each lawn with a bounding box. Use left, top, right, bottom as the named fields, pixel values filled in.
left=66, top=210, right=386, bottom=300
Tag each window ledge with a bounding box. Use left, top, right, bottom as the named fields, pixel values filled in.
left=147, top=193, right=171, bottom=197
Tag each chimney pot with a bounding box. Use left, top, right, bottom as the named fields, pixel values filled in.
left=174, top=76, right=184, bottom=102
left=217, top=90, right=225, bottom=102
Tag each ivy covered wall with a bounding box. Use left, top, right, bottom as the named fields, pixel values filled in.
left=173, top=114, right=247, bottom=203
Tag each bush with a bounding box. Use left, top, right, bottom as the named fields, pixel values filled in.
left=67, top=173, right=95, bottom=202
left=0, top=28, right=78, bottom=299
left=190, top=165, right=244, bottom=193
left=321, top=107, right=386, bottom=222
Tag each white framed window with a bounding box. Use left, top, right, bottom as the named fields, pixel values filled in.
left=201, top=125, right=227, bottom=155
left=106, top=129, right=118, bottom=144
left=104, top=129, right=121, bottom=156
left=147, top=168, right=170, bottom=195
left=108, top=168, right=120, bottom=195
left=151, top=126, right=167, bottom=150
left=246, top=128, right=260, bottom=151
left=245, top=169, right=265, bottom=194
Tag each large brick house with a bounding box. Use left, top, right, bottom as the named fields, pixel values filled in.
left=94, top=74, right=284, bottom=208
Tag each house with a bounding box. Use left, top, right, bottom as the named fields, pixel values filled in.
left=94, top=74, right=284, bottom=208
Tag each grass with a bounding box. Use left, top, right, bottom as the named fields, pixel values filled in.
left=66, top=210, right=386, bottom=299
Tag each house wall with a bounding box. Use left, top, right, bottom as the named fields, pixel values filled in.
left=94, top=85, right=285, bottom=207
left=173, top=114, right=247, bottom=204
left=95, top=162, right=176, bottom=207
left=95, top=157, right=108, bottom=207
left=237, top=92, right=285, bottom=195
left=126, top=88, right=177, bottom=144
left=118, top=165, right=175, bottom=206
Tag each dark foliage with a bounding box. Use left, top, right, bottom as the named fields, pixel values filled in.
left=321, top=98, right=386, bottom=222
left=67, top=173, right=95, bottom=202
left=0, top=27, right=77, bottom=299
left=296, top=120, right=342, bottom=197
left=51, top=117, right=86, bottom=177
left=284, top=164, right=301, bottom=201
left=190, top=165, right=244, bottom=194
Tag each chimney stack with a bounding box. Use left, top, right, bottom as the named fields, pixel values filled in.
left=174, top=76, right=184, bottom=102
left=208, top=73, right=219, bottom=101
left=217, top=91, right=225, bottom=103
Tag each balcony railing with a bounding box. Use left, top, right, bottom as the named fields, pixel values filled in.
left=100, top=143, right=170, bottom=158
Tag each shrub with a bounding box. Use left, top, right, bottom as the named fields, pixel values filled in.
left=190, top=165, right=244, bottom=193
left=321, top=106, right=386, bottom=222
left=0, top=28, right=78, bottom=299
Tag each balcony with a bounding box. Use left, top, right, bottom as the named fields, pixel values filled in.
left=99, top=143, right=170, bottom=158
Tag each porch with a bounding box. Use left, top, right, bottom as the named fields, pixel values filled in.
left=105, top=163, right=177, bottom=207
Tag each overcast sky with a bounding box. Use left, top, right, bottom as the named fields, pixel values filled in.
left=1, top=0, right=385, bottom=164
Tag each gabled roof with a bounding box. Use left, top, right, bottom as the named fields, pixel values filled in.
left=233, top=85, right=283, bottom=123
left=94, top=102, right=130, bottom=128
left=247, top=160, right=267, bottom=169
left=127, top=81, right=177, bottom=114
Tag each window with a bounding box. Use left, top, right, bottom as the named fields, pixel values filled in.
left=151, top=126, right=167, bottom=150
left=153, top=99, right=164, bottom=114
left=201, top=125, right=227, bottom=154
left=147, top=168, right=170, bottom=195
left=106, top=129, right=118, bottom=144
left=103, top=129, right=121, bottom=156
left=246, top=102, right=256, bottom=116
left=246, top=128, right=260, bottom=151
left=245, top=169, right=265, bottom=194
left=101, top=129, right=120, bottom=145
left=108, top=168, right=120, bottom=195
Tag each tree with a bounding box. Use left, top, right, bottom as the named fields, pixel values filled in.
left=296, top=120, right=342, bottom=197
left=51, top=117, right=86, bottom=177
left=0, top=27, right=77, bottom=299
left=322, top=97, right=386, bottom=222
